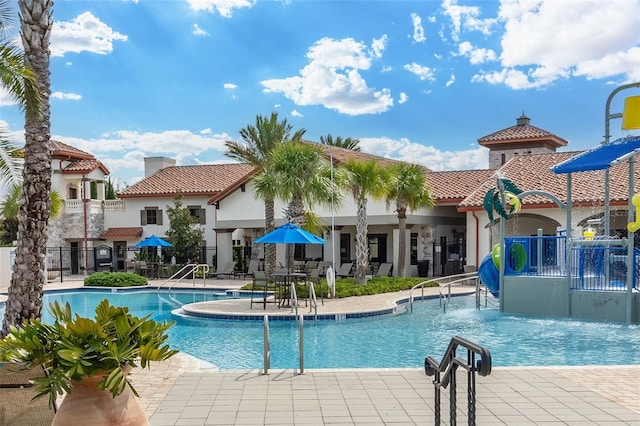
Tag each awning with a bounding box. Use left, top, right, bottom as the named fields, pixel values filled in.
left=100, top=227, right=143, bottom=239
left=551, top=136, right=640, bottom=174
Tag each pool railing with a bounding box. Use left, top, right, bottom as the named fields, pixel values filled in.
left=504, top=236, right=640, bottom=292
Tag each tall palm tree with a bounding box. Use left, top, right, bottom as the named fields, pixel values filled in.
left=2, top=0, right=52, bottom=336
left=225, top=113, right=305, bottom=277
left=0, top=0, right=41, bottom=197
left=343, top=159, right=391, bottom=284
left=320, top=134, right=361, bottom=152
left=253, top=141, right=342, bottom=271
left=386, top=163, right=435, bottom=277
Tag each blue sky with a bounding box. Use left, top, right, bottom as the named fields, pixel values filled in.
left=1, top=0, right=639, bottom=186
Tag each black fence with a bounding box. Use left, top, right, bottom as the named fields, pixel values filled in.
left=433, top=240, right=466, bottom=276
left=45, top=246, right=218, bottom=282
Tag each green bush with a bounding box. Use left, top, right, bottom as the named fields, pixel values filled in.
left=84, top=271, right=148, bottom=287
left=243, top=276, right=436, bottom=298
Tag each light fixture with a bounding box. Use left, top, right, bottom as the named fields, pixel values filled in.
left=622, top=96, right=640, bottom=130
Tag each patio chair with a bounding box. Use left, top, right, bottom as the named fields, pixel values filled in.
left=236, top=259, right=260, bottom=280
left=336, top=262, right=354, bottom=278
left=250, top=271, right=276, bottom=309
left=317, top=261, right=331, bottom=275
left=208, top=261, right=236, bottom=279
left=376, top=262, right=393, bottom=277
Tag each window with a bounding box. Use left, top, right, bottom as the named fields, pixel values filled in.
left=140, top=207, right=163, bottom=225
left=188, top=206, right=206, bottom=225
left=410, top=233, right=418, bottom=265
left=501, top=153, right=506, bottom=165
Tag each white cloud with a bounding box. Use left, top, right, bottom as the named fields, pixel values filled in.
left=53, top=128, right=232, bottom=179
left=411, top=13, right=426, bottom=43
left=52, top=92, right=82, bottom=101
left=485, top=0, right=640, bottom=88
left=186, top=0, right=255, bottom=17
left=261, top=37, right=393, bottom=115
left=223, top=83, right=238, bottom=89
left=371, top=35, right=388, bottom=58
left=193, top=23, right=209, bottom=36
left=359, top=136, right=488, bottom=170
left=398, top=92, right=408, bottom=104
left=441, top=0, right=495, bottom=42
left=458, top=41, right=497, bottom=65
left=291, top=109, right=303, bottom=117
left=445, top=74, right=455, bottom=87
left=404, top=62, right=435, bottom=81
left=51, top=12, right=128, bottom=57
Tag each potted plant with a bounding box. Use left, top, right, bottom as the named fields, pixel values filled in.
left=0, top=299, right=178, bottom=425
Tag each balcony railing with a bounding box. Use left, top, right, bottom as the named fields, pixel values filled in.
left=63, top=199, right=125, bottom=214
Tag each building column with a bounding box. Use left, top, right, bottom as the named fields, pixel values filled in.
left=216, top=230, right=234, bottom=269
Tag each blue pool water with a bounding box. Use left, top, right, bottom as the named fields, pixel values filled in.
left=2, top=289, right=639, bottom=370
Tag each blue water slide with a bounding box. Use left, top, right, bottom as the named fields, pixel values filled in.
left=478, top=253, right=499, bottom=297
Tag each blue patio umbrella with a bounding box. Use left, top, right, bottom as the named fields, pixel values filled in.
left=135, top=234, right=173, bottom=248
left=255, top=223, right=325, bottom=245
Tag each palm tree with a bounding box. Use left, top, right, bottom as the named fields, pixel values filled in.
left=320, top=134, right=361, bottom=152
left=225, top=113, right=305, bottom=277
left=253, top=141, right=342, bottom=271
left=343, top=159, right=391, bottom=284
left=386, top=163, right=435, bottom=277
left=2, top=0, right=52, bottom=336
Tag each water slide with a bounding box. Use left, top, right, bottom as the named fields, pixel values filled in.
left=478, top=253, right=500, bottom=297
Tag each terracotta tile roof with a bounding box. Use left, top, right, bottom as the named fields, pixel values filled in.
left=458, top=150, right=640, bottom=210
left=61, top=159, right=110, bottom=175
left=478, top=115, right=568, bottom=148
left=427, top=169, right=495, bottom=203
left=100, top=227, right=143, bottom=239
left=119, top=163, right=256, bottom=198
left=312, top=141, right=409, bottom=168
left=50, top=140, right=95, bottom=160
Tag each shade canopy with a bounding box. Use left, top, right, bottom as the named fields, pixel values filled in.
left=254, top=223, right=325, bottom=245
left=135, top=234, right=173, bottom=248
left=551, top=136, right=640, bottom=174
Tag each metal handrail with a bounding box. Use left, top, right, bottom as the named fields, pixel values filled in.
left=438, top=275, right=479, bottom=313
left=308, top=282, right=318, bottom=316
left=289, top=281, right=299, bottom=315
left=262, top=315, right=270, bottom=375
left=157, top=263, right=209, bottom=292
left=409, top=272, right=478, bottom=312
left=298, top=313, right=304, bottom=374
left=425, top=336, right=492, bottom=426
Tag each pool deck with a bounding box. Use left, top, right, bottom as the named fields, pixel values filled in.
left=2, top=278, right=640, bottom=425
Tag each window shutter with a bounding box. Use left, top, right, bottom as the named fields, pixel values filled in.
left=157, top=210, right=163, bottom=225
left=140, top=210, right=147, bottom=225
left=199, top=208, right=206, bottom=225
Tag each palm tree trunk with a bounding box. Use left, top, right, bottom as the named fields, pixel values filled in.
left=355, top=198, right=368, bottom=284
left=264, top=197, right=276, bottom=278
left=2, top=0, right=53, bottom=336
left=397, top=209, right=407, bottom=277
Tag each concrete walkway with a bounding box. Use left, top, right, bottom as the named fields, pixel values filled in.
left=2, top=278, right=640, bottom=425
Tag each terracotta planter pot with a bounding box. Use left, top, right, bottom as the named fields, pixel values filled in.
left=52, top=371, right=148, bottom=426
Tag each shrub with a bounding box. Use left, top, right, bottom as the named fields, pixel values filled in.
left=84, top=271, right=147, bottom=287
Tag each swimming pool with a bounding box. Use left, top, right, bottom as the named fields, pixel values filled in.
left=2, top=289, right=639, bottom=370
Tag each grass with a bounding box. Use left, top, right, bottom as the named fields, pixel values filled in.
left=243, top=275, right=437, bottom=298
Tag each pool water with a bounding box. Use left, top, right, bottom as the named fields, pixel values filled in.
left=3, top=290, right=640, bottom=370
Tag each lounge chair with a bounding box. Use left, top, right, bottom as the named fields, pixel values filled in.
left=236, top=259, right=260, bottom=280
left=336, top=262, right=353, bottom=278
left=376, top=262, right=393, bottom=277
left=250, top=271, right=276, bottom=309
left=208, top=261, right=236, bottom=279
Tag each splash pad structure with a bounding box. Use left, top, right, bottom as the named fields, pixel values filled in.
left=478, top=83, right=640, bottom=323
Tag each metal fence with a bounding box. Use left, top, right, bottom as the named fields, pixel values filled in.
left=45, top=245, right=218, bottom=283
left=503, top=236, right=639, bottom=292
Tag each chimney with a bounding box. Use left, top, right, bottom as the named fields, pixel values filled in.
left=144, top=157, right=176, bottom=177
